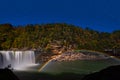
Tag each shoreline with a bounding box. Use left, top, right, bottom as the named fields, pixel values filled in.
left=51, top=51, right=109, bottom=62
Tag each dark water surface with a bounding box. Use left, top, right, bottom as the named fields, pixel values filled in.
left=14, top=58, right=120, bottom=80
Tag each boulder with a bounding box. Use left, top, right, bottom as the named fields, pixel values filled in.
left=0, top=68, right=19, bottom=80
left=82, top=65, right=120, bottom=80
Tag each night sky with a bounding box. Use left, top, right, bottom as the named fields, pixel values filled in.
left=0, top=0, right=120, bottom=32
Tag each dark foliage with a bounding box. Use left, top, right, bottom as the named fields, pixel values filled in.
left=0, top=23, right=120, bottom=53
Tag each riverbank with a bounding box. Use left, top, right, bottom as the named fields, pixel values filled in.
left=52, top=51, right=109, bottom=62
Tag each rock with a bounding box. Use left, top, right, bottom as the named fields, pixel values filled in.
left=82, top=65, right=120, bottom=80
left=0, top=68, right=19, bottom=80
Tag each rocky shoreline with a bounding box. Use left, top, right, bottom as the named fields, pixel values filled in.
left=51, top=51, right=109, bottom=62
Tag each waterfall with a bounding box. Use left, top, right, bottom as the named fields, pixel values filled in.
left=0, top=51, right=36, bottom=70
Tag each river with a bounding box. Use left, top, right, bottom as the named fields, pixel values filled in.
left=14, top=57, right=120, bottom=80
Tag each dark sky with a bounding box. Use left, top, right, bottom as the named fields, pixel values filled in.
left=0, top=0, right=120, bottom=32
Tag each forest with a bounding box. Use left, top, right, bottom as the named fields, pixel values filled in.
left=0, top=23, right=120, bottom=53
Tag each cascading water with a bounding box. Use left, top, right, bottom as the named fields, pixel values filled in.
left=0, top=51, right=36, bottom=70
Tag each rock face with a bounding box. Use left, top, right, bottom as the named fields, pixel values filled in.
left=0, top=68, right=19, bottom=80
left=82, top=65, right=120, bottom=80
left=52, top=51, right=108, bottom=62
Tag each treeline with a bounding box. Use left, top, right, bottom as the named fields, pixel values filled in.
left=0, top=23, right=120, bottom=52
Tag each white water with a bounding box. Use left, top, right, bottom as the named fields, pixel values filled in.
left=0, top=51, right=36, bottom=70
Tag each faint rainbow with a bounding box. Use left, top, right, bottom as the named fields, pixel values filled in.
left=38, top=55, right=61, bottom=72
left=38, top=59, right=53, bottom=72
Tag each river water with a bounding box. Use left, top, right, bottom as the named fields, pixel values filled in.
left=41, top=57, right=120, bottom=74
left=14, top=57, right=120, bottom=80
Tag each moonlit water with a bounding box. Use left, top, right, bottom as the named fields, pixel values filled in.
left=0, top=51, right=36, bottom=70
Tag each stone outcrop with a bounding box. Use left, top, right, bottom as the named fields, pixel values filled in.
left=82, top=65, right=120, bottom=80
left=0, top=68, right=19, bottom=80
left=52, top=51, right=108, bottom=62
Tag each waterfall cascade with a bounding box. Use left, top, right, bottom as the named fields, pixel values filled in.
left=0, top=51, right=36, bottom=70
